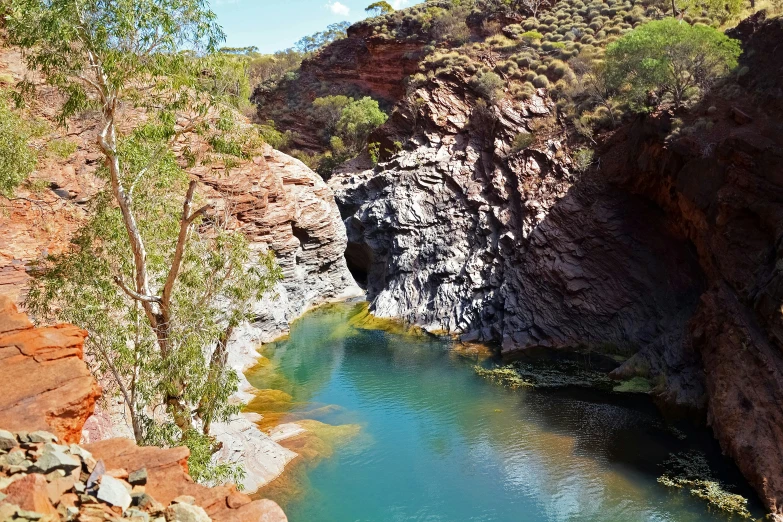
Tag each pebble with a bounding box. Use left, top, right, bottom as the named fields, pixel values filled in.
left=128, top=467, right=148, bottom=486
left=165, top=503, right=211, bottom=522
left=27, top=431, right=58, bottom=444
left=34, top=445, right=81, bottom=474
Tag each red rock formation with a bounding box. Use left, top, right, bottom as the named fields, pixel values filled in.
left=597, top=14, right=783, bottom=518
left=85, top=438, right=287, bottom=522
left=0, top=298, right=288, bottom=521
left=0, top=296, right=100, bottom=443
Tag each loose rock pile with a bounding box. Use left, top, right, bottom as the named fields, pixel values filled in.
left=0, top=429, right=211, bottom=522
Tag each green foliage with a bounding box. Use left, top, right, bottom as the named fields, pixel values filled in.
left=9, top=0, right=281, bottom=488
left=521, top=30, right=544, bottom=42
left=368, top=142, right=381, bottom=164
left=366, top=1, right=394, bottom=16
left=258, top=120, right=294, bottom=151
left=27, top=122, right=283, bottom=475
left=5, top=0, right=225, bottom=125
left=511, top=132, right=535, bottom=151
left=572, top=147, right=594, bottom=172
left=46, top=138, right=78, bottom=159
left=334, top=97, right=389, bottom=152
left=295, top=22, right=351, bottom=53
left=605, top=18, right=741, bottom=108
left=0, top=95, right=36, bottom=197
left=471, top=71, right=505, bottom=102
left=312, top=95, right=352, bottom=135
left=532, top=74, right=550, bottom=87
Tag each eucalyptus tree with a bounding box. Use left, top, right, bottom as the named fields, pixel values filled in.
left=605, top=19, right=741, bottom=109
left=7, top=0, right=282, bottom=484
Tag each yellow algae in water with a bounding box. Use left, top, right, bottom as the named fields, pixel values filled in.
left=658, top=451, right=752, bottom=519
left=613, top=376, right=653, bottom=394
left=257, top=419, right=364, bottom=508
left=347, top=301, right=426, bottom=337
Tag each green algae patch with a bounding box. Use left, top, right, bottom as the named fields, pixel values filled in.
left=347, top=301, right=427, bottom=338
left=476, top=358, right=614, bottom=390
left=658, top=451, right=752, bottom=519
left=613, top=376, right=653, bottom=394
left=474, top=366, right=535, bottom=388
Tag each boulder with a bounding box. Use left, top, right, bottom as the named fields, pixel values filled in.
left=0, top=296, right=100, bottom=443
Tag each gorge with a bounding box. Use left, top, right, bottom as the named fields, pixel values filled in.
left=1, top=0, right=782, bottom=521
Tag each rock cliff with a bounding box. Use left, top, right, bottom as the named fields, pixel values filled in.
left=323, top=13, right=783, bottom=519
left=0, top=45, right=360, bottom=492
left=0, top=296, right=100, bottom=444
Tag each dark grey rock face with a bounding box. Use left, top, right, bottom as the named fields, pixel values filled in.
left=330, top=80, right=707, bottom=409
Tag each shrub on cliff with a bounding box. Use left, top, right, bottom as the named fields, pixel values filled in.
left=605, top=18, right=741, bottom=109
left=0, top=95, right=36, bottom=197
left=335, top=96, right=389, bottom=152
left=9, top=0, right=281, bottom=486
left=471, top=71, right=505, bottom=102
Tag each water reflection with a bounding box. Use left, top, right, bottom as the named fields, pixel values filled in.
left=247, top=302, right=762, bottom=522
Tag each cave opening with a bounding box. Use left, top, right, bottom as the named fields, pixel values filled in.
left=344, top=241, right=373, bottom=288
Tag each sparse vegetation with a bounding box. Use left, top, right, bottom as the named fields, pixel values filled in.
left=658, top=451, right=752, bottom=518
left=605, top=19, right=741, bottom=109
left=0, top=95, right=37, bottom=197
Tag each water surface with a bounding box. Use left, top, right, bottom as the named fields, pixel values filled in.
left=247, top=302, right=760, bottom=522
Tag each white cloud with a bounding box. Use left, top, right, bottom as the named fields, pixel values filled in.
left=326, top=1, right=350, bottom=15
left=390, top=0, right=410, bottom=8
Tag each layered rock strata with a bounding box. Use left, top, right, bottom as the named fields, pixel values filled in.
left=328, top=13, right=783, bottom=518
left=0, top=296, right=100, bottom=444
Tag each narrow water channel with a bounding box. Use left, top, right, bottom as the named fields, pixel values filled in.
left=246, top=302, right=761, bottom=522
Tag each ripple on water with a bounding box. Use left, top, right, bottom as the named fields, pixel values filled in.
left=247, top=302, right=763, bottom=522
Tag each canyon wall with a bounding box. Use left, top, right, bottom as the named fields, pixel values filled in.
left=321, top=14, right=783, bottom=518
left=0, top=47, right=360, bottom=491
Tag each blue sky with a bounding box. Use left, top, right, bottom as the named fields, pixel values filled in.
left=212, top=0, right=422, bottom=54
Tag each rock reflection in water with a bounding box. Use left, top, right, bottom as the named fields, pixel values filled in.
left=245, top=302, right=761, bottom=522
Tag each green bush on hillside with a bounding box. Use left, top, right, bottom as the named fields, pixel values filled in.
left=605, top=18, right=741, bottom=109
left=0, top=97, right=36, bottom=197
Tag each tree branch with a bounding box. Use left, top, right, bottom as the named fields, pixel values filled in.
left=160, top=181, right=211, bottom=315
left=114, top=276, right=161, bottom=303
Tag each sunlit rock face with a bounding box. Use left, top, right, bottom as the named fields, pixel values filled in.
left=330, top=78, right=706, bottom=411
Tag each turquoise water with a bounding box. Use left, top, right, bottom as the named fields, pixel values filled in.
left=247, top=302, right=761, bottom=522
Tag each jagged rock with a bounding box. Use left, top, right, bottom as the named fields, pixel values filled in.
left=0, top=429, right=17, bottom=451
left=86, top=438, right=287, bottom=521
left=96, top=475, right=132, bottom=510
left=126, top=508, right=152, bottom=522
left=27, top=432, right=58, bottom=444
left=34, top=444, right=81, bottom=474
left=128, top=468, right=148, bottom=486
left=0, top=473, right=58, bottom=516
left=0, top=297, right=101, bottom=443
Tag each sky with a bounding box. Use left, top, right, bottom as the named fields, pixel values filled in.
left=211, top=0, right=423, bottom=54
